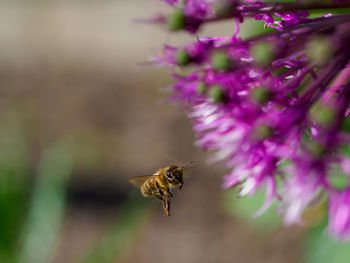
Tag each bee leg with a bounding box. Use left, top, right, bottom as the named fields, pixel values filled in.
left=160, top=190, right=171, bottom=216
left=157, top=198, right=168, bottom=216
left=166, top=189, right=173, bottom=199
left=153, top=189, right=170, bottom=216
left=155, top=188, right=173, bottom=200
left=178, top=182, right=183, bottom=194
left=162, top=198, right=171, bottom=216
left=166, top=199, right=171, bottom=216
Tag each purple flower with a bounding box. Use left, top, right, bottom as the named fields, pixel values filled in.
left=329, top=188, right=350, bottom=240
left=148, top=0, right=350, bottom=240
left=281, top=173, right=322, bottom=225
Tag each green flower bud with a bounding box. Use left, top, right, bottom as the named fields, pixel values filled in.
left=212, top=52, right=234, bottom=71
left=214, top=2, right=236, bottom=18
left=306, top=36, right=333, bottom=66
left=209, top=86, right=224, bottom=103
left=329, top=172, right=349, bottom=190
left=308, top=141, right=326, bottom=158
left=251, top=86, right=272, bottom=104
left=168, top=10, right=186, bottom=31
left=251, top=42, right=274, bottom=66
left=176, top=50, right=190, bottom=66
left=197, top=82, right=207, bottom=94
left=253, top=125, right=274, bottom=140
left=310, top=105, right=336, bottom=127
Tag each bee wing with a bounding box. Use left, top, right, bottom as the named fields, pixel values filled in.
left=128, top=175, right=152, bottom=188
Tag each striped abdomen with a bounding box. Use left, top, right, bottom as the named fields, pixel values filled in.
left=140, top=175, right=170, bottom=200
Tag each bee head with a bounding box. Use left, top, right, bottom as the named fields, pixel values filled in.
left=164, top=161, right=192, bottom=190
left=165, top=166, right=183, bottom=185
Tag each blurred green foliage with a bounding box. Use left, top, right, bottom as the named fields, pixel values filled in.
left=0, top=117, right=29, bottom=263
left=18, top=140, right=73, bottom=263
left=0, top=114, right=154, bottom=263
left=223, top=188, right=281, bottom=233
left=224, top=183, right=350, bottom=262
left=305, top=220, right=350, bottom=263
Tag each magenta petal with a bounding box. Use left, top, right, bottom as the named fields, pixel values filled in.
left=329, top=189, right=350, bottom=240
left=253, top=177, right=276, bottom=217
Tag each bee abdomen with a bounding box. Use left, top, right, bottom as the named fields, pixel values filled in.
left=140, top=177, right=154, bottom=197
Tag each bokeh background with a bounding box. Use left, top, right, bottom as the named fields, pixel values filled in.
left=0, top=1, right=348, bottom=263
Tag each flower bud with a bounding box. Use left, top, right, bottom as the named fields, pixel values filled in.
left=251, top=43, right=274, bottom=66
left=197, top=82, right=208, bottom=94
left=307, top=141, right=326, bottom=158
left=168, top=10, right=186, bottom=31
left=209, top=85, right=224, bottom=102
left=310, top=105, right=336, bottom=127
left=329, top=172, right=348, bottom=190
left=251, top=86, right=272, bottom=104
left=176, top=49, right=190, bottom=66
left=214, top=1, right=237, bottom=18
left=253, top=125, right=274, bottom=140
left=212, top=51, right=235, bottom=71
left=306, top=36, right=333, bottom=66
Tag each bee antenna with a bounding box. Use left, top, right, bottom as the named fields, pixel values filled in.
left=181, top=161, right=194, bottom=169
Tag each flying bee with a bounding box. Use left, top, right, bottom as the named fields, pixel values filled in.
left=129, top=161, right=193, bottom=216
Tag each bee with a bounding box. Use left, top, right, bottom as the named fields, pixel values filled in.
left=129, top=161, right=193, bottom=216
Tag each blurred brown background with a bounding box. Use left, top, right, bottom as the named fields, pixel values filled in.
left=0, top=1, right=302, bottom=263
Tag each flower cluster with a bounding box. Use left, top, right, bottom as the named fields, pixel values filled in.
left=151, top=0, right=350, bottom=239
